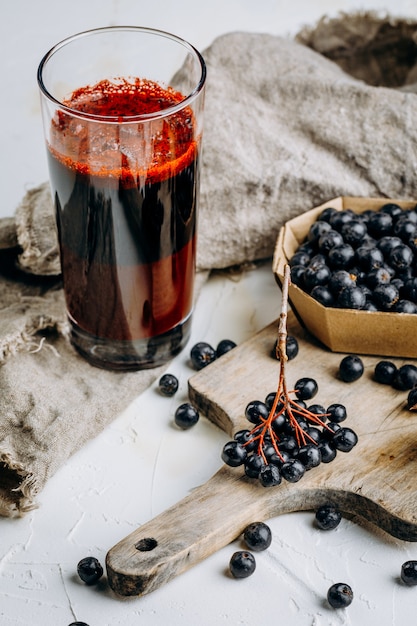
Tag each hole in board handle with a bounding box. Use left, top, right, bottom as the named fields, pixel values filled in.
left=135, top=537, right=158, bottom=552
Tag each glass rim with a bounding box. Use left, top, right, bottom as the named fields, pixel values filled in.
left=37, top=25, right=207, bottom=124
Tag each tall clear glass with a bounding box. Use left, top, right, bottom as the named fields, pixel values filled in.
left=37, top=26, right=206, bottom=370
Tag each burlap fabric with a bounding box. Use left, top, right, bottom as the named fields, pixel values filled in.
left=1, top=12, right=417, bottom=516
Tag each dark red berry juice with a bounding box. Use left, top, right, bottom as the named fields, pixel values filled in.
left=47, top=78, right=200, bottom=369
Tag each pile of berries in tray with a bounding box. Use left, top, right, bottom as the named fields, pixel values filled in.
left=289, top=202, right=417, bottom=313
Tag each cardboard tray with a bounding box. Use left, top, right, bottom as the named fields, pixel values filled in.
left=272, top=196, right=417, bottom=358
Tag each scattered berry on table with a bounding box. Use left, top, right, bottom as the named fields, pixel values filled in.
left=401, top=560, right=417, bottom=585
left=158, top=373, right=179, bottom=396
left=407, top=387, right=417, bottom=410
left=338, top=355, right=364, bottom=382
left=229, top=551, right=256, bottom=578
left=243, top=522, right=272, bottom=551
left=393, top=364, right=417, bottom=390
left=374, top=360, right=397, bottom=385
left=76, top=556, right=103, bottom=585
left=68, top=623, right=90, bottom=626
left=174, top=403, right=199, bottom=430
left=190, top=341, right=216, bottom=370
left=327, top=582, right=354, bottom=608
left=216, top=339, right=237, bottom=357
left=315, top=504, right=342, bottom=530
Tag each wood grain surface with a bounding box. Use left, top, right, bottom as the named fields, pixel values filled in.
left=106, top=313, right=417, bottom=597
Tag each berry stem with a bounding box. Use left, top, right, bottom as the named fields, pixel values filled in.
left=244, top=264, right=329, bottom=459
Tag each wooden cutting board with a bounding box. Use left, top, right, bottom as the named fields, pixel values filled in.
left=106, top=313, right=417, bottom=597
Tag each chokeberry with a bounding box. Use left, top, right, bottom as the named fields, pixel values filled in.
left=222, top=441, right=247, bottom=467
left=286, top=335, right=299, bottom=360
left=374, top=360, right=397, bottom=385
left=243, top=522, right=272, bottom=551
left=327, top=582, right=354, bottom=608
left=244, top=454, right=265, bottom=478
left=318, top=441, right=337, bottom=463
left=294, top=377, right=318, bottom=400
left=68, top=623, right=90, bottom=626
left=190, top=341, right=216, bottom=370
left=216, top=339, right=237, bottom=357
left=326, top=403, right=347, bottom=423
left=281, top=458, right=306, bottom=482
left=245, top=400, right=270, bottom=424
left=338, top=355, right=364, bottom=383
left=393, top=364, right=417, bottom=390
left=337, top=285, right=366, bottom=309
left=407, top=387, right=417, bottom=410
left=401, top=560, right=417, bottom=585
left=259, top=464, right=282, bottom=487
left=311, top=285, right=335, bottom=306
left=174, top=403, right=199, bottom=429
left=158, top=373, right=179, bottom=396
left=296, top=444, right=321, bottom=470
left=332, top=427, right=358, bottom=452
left=315, top=504, right=342, bottom=530
left=229, top=551, right=256, bottom=578
left=77, top=556, right=103, bottom=585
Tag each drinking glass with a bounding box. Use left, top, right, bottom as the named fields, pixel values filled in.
left=38, top=26, right=206, bottom=370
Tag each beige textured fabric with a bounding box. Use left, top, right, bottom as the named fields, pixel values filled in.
left=1, top=13, right=417, bottom=516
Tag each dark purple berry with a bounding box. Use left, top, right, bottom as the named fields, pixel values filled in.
left=190, top=342, right=216, bottom=370
left=341, top=220, right=367, bottom=247
left=326, top=403, right=347, bottom=423
left=244, top=454, right=265, bottom=478
left=303, top=263, right=331, bottom=291
left=318, top=229, right=344, bottom=253
left=294, top=377, right=318, bottom=400
left=393, top=364, right=417, bottom=390
left=393, top=299, right=417, bottom=313
left=281, top=458, right=306, bottom=483
left=286, top=335, right=299, bottom=360
left=216, top=339, right=237, bottom=357
left=296, top=444, right=321, bottom=470
left=229, top=551, right=256, bottom=578
left=174, top=403, right=199, bottom=429
left=401, top=560, right=417, bottom=585
left=407, top=387, right=417, bottom=410
left=307, top=220, right=332, bottom=243
left=367, top=211, right=393, bottom=237
left=68, top=623, right=90, bottom=626
left=380, top=202, right=403, bottom=219
left=311, top=285, right=335, bottom=306
left=315, top=504, right=342, bottom=530
left=327, top=582, right=354, bottom=608
left=318, top=441, right=337, bottom=463
left=243, top=522, right=272, bottom=551
left=332, top=427, right=358, bottom=452
left=259, top=463, right=282, bottom=487
left=158, top=373, right=179, bottom=396
left=222, top=441, right=247, bottom=467
left=328, top=243, right=355, bottom=270
left=374, top=360, right=397, bottom=385
left=245, top=400, right=269, bottom=424
left=336, top=285, right=366, bottom=309
left=338, top=355, right=364, bottom=383
left=77, top=556, right=103, bottom=585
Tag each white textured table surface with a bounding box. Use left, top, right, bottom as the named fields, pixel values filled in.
left=1, top=1, right=417, bottom=625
